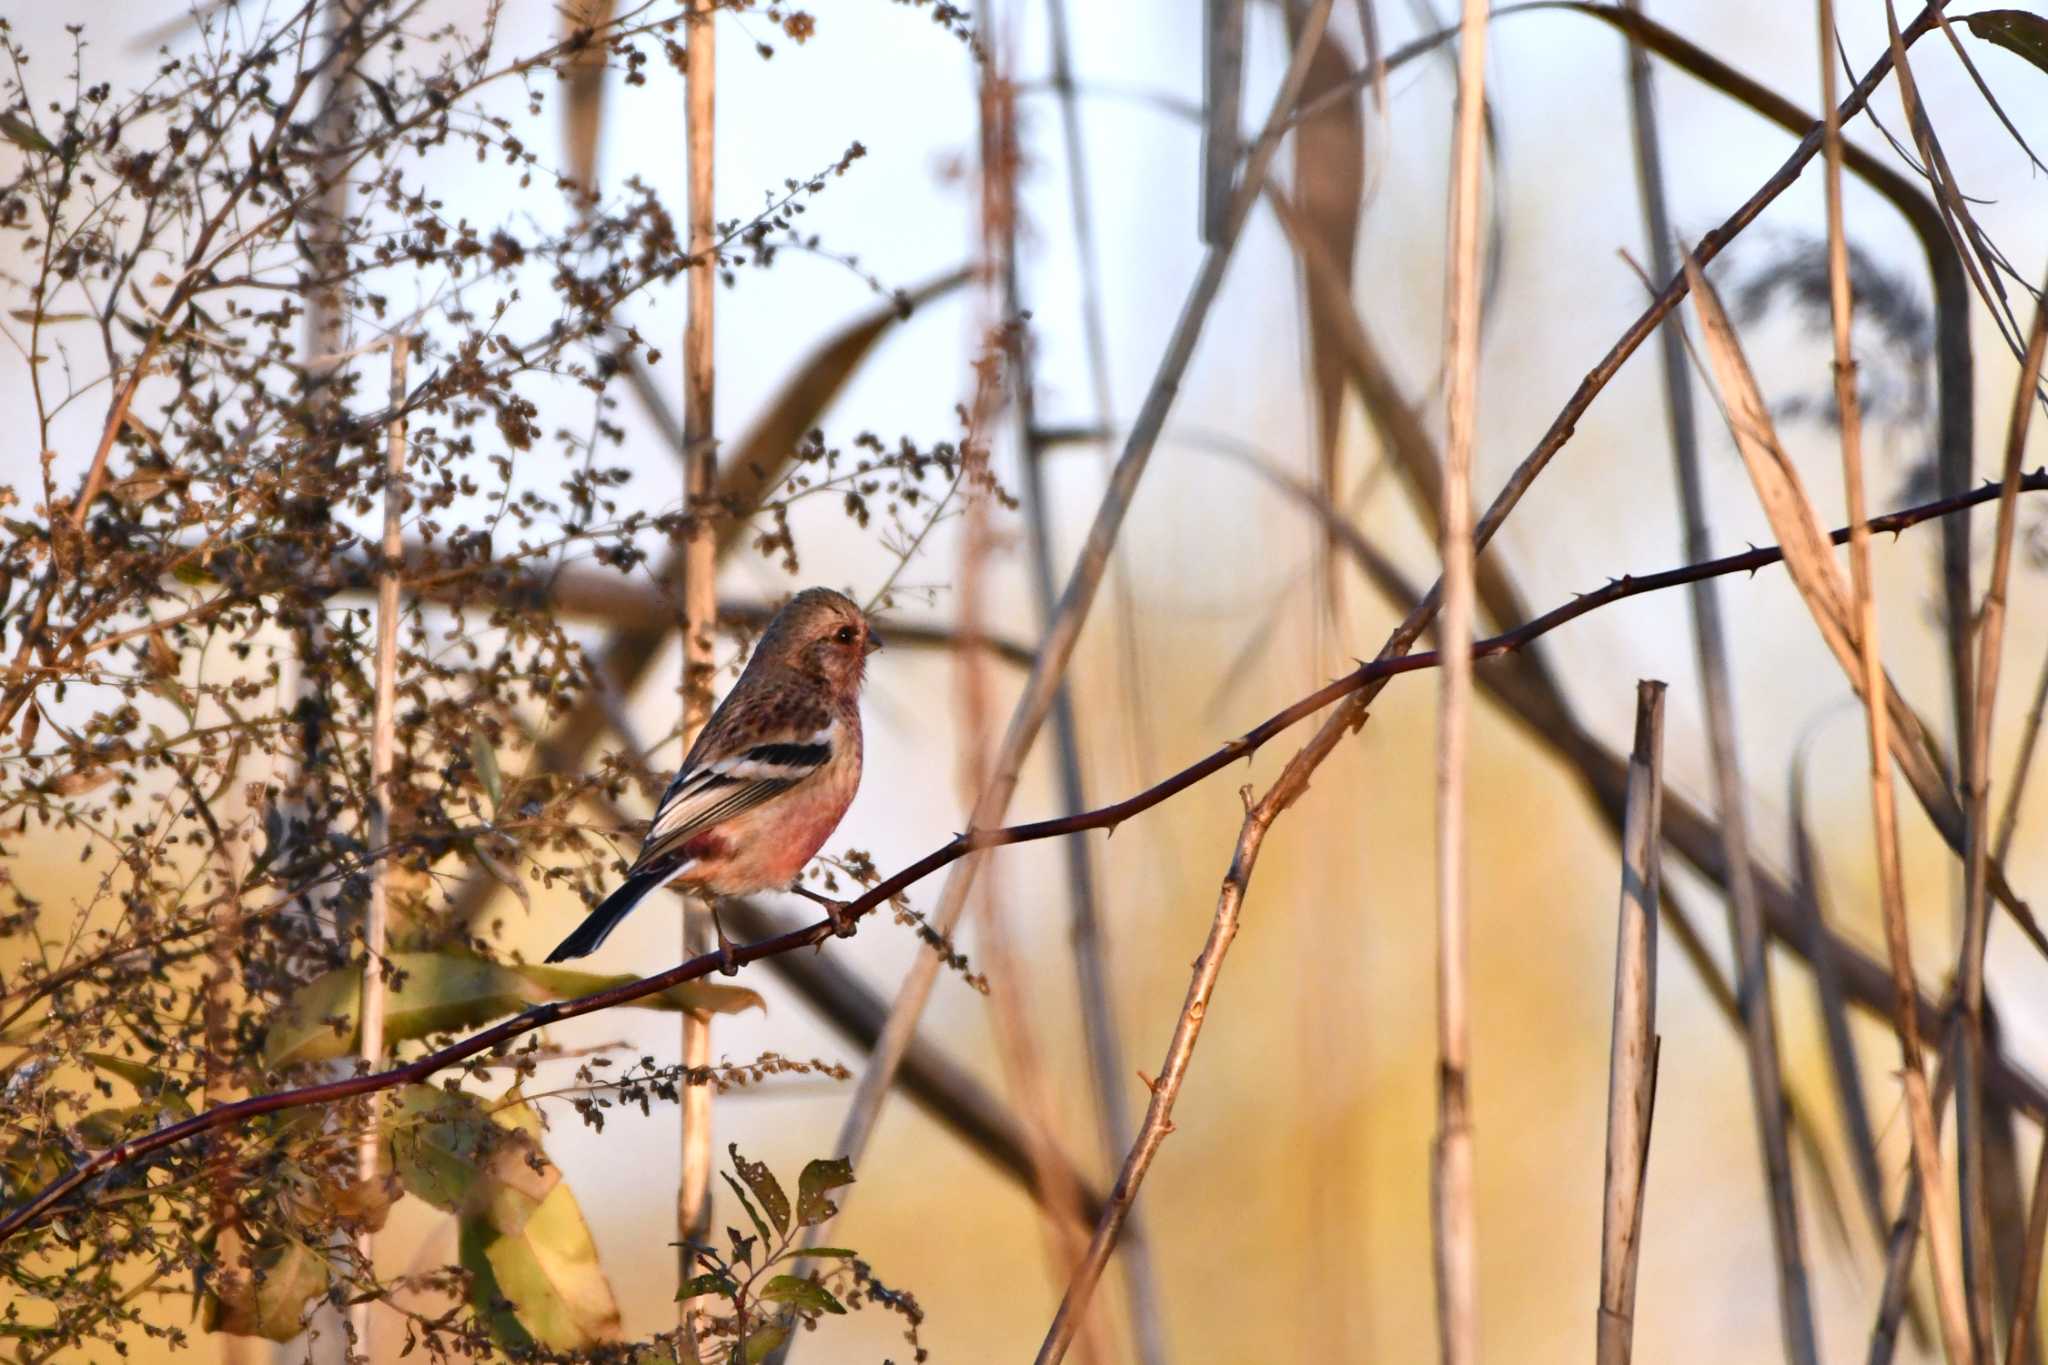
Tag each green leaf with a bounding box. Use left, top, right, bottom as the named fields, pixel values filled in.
left=80, top=1052, right=191, bottom=1114
left=458, top=1215, right=533, bottom=1350
left=742, top=1321, right=791, bottom=1363
left=759, top=1275, right=846, bottom=1316
left=1968, top=10, right=2048, bottom=74
left=721, top=1172, right=775, bottom=1253
left=0, top=113, right=53, bottom=155
left=386, top=1084, right=558, bottom=1234
left=728, top=1145, right=791, bottom=1234
left=418, top=1086, right=622, bottom=1350
left=676, top=1272, right=739, bottom=1301
left=478, top=1181, right=622, bottom=1348
left=263, top=951, right=764, bottom=1066
left=5, top=309, right=94, bottom=325
left=203, top=1229, right=331, bottom=1341
left=773, top=1246, right=858, bottom=1263
left=471, top=731, right=504, bottom=812
left=795, top=1156, right=854, bottom=1227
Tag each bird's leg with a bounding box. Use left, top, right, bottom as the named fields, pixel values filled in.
left=790, top=882, right=858, bottom=938
left=707, top=900, right=740, bottom=976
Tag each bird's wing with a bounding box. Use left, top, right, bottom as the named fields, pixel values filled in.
left=630, top=719, right=838, bottom=873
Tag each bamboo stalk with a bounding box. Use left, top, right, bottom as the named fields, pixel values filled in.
left=676, top=0, right=718, bottom=1334
left=350, top=333, right=408, bottom=1354
left=1433, top=2, right=1489, bottom=1360
left=1597, top=681, right=1665, bottom=1365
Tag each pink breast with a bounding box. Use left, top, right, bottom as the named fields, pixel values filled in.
left=696, top=756, right=860, bottom=895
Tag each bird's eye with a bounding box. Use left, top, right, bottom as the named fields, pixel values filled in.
left=834, top=626, right=858, bottom=644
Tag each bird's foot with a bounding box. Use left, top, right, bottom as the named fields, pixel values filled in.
left=791, top=882, right=859, bottom=939
left=708, top=903, right=741, bottom=976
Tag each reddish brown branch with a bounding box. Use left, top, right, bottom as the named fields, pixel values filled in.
left=1, top=470, right=2042, bottom=1243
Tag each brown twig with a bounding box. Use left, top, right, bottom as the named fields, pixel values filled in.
left=1597, top=681, right=1665, bottom=1365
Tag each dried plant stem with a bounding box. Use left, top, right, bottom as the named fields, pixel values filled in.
left=1788, top=745, right=1888, bottom=1244
left=1201, top=0, right=1246, bottom=244
left=1623, top=5, right=1816, bottom=1355
left=1813, top=17, right=1974, bottom=1350
left=1004, top=79, right=1169, bottom=1365
left=1994, top=644, right=2048, bottom=863
left=350, top=333, right=408, bottom=1353
left=1597, top=681, right=1664, bottom=1365
left=820, top=0, right=1336, bottom=1212
left=1975, top=284, right=2048, bottom=1358
left=945, top=45, right=1110, bottom=1358
left=676, top=2, right=718, bottom=1327
left=1869, top=1029, right=1962, bottom=1364
left=1433, top=3, right=1488, bottom=1360
left=958, top=476, right=1108, bottom=1365
left=2008, top=1133, right=2048, bottom=1365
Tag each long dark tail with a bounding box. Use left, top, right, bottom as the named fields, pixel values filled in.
left=545, top=870, right=666, bottom=962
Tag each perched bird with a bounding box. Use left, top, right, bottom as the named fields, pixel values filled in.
left=545, top=587, right=881, bottom=963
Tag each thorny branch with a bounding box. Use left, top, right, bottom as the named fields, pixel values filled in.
left=4, top=473, right=2042, bottom=1245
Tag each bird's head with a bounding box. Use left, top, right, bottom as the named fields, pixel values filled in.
left=761, top=586, right=881, bottom=694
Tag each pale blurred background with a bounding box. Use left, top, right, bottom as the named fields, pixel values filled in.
left=5, top=0, right=2048, bottom=1359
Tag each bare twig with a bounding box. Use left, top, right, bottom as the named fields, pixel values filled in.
left=1597, top=681, right=1664, bottom=1365
left=1433, top=1, right=1488, bottom=1358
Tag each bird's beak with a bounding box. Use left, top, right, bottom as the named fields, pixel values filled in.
left=864, top=629, right=883, bottom=656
